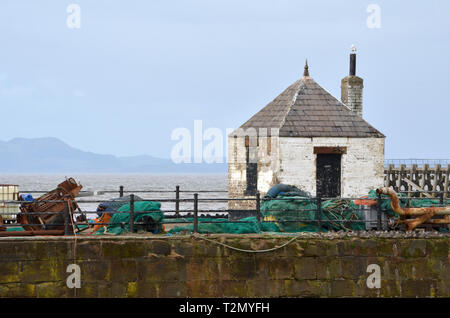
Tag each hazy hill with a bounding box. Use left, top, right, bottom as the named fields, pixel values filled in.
left=0, top=137, right=226, bottom=173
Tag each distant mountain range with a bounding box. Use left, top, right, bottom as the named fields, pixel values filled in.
left=0, top=137, right=227, bottom=173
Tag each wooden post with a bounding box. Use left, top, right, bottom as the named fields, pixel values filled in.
left=119, top=186, right=124, bottom=198
left=444, top=165, right=449, bottom=200
left=411, top=165, right=417, bottom=197
left=433, top=164, right=441, bottom=198
left=402, top=178, right=433, bottom=199
left=399, top=164, right=405, bottom=192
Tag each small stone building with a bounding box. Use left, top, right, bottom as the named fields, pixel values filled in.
left=228, top=53, right=385, bottom=210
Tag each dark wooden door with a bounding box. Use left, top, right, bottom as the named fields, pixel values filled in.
left=316, top=154, right=341, bottom=198
left=244, top=143, right=258, bottom=195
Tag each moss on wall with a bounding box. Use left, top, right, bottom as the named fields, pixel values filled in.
left=0, top=235, right=448, bottom=297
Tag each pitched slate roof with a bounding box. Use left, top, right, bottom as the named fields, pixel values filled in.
left=234, top=66, right=384, bottom=138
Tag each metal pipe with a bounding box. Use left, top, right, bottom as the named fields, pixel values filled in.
left=424, top=219, right=450, bottom=224
left=193, top=193, right=198, bottom=233
left=376, top=187, right=450, bottom=216
left=129, top=194, right=135, bottom=233
left=175, top=185, right=180, bottom=218
left=350, top=53, right=356, bottom=76
left=256, top=192, right=261, bottom=223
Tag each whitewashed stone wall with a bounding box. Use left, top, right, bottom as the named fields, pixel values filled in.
left=277, top=137, right=385, bottom=197
left=228, top=135, right=385, bottom=210
left=228, top=135, right=280, bottom=210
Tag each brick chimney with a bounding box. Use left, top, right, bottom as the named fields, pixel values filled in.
left=341, top=46, right=364, bottom=117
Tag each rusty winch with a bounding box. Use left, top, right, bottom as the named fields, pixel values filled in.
left=16, top=177, right=83, bottom=234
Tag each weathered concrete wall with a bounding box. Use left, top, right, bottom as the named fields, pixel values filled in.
left=228, top=135, right=251, bottom=210
left=0, top=235, right=448, bottom=298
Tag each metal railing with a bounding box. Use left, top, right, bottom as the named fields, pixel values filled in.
left=16, top=185, right=229, bottom=218
left=1, top=185, right=449, bottom=236
left=385, top=159, right=450, bottom=167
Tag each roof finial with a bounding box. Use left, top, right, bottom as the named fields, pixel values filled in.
left=303, top=59, right=309, bottom=77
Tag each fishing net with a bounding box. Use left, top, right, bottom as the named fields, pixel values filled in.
left=93, top=186, right=448, bottom=235
left=261, top=193, right=364, bottom=232
left=168, top=217, right=262, bottom=234
left=95, top=201, right=163, bottom=235
left=168, top=184, right=365, bottom=234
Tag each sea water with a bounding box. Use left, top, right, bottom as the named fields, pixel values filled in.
left=0, top=174, right=228, bottom=218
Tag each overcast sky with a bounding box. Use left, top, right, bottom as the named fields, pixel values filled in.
left=0, top=0, right=448, bottom=159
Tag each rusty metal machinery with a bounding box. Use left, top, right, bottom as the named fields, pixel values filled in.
left=376, top=187, right=450, bottom=231
left=16, top=178, right=83, bottom=233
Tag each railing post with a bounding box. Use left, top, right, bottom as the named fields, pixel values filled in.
left=64, top=200, right=70, bottom=235
left=129, top=194, right=135, bottom=233
left=376, top=193, right=382, bottom=230
left=316, top=196, right=322, bottom=232
left=175, top=185, right=180, bottom=218
left=119, top=185, right=124, bottom=198
left=193, top=193, right=198, bottom=233
left=256, top=192, right=261, bottom=223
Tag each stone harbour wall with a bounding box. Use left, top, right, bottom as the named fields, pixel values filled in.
left=0, top=234, right=449, bottom=297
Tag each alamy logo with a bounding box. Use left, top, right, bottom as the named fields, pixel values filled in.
left=366, top=4, right=381, bottom=29
left=66, top=264, right=81, bottom=288
left=66, top=4, right=81, bottom=29
left=170, top=120, right=280, bottom=165
left=366, top=264, right=381, bottom=289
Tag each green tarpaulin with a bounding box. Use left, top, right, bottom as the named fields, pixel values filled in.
left=168, top=216, right=280, bottom=235
left=95, top=201, right=163, bottom=235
